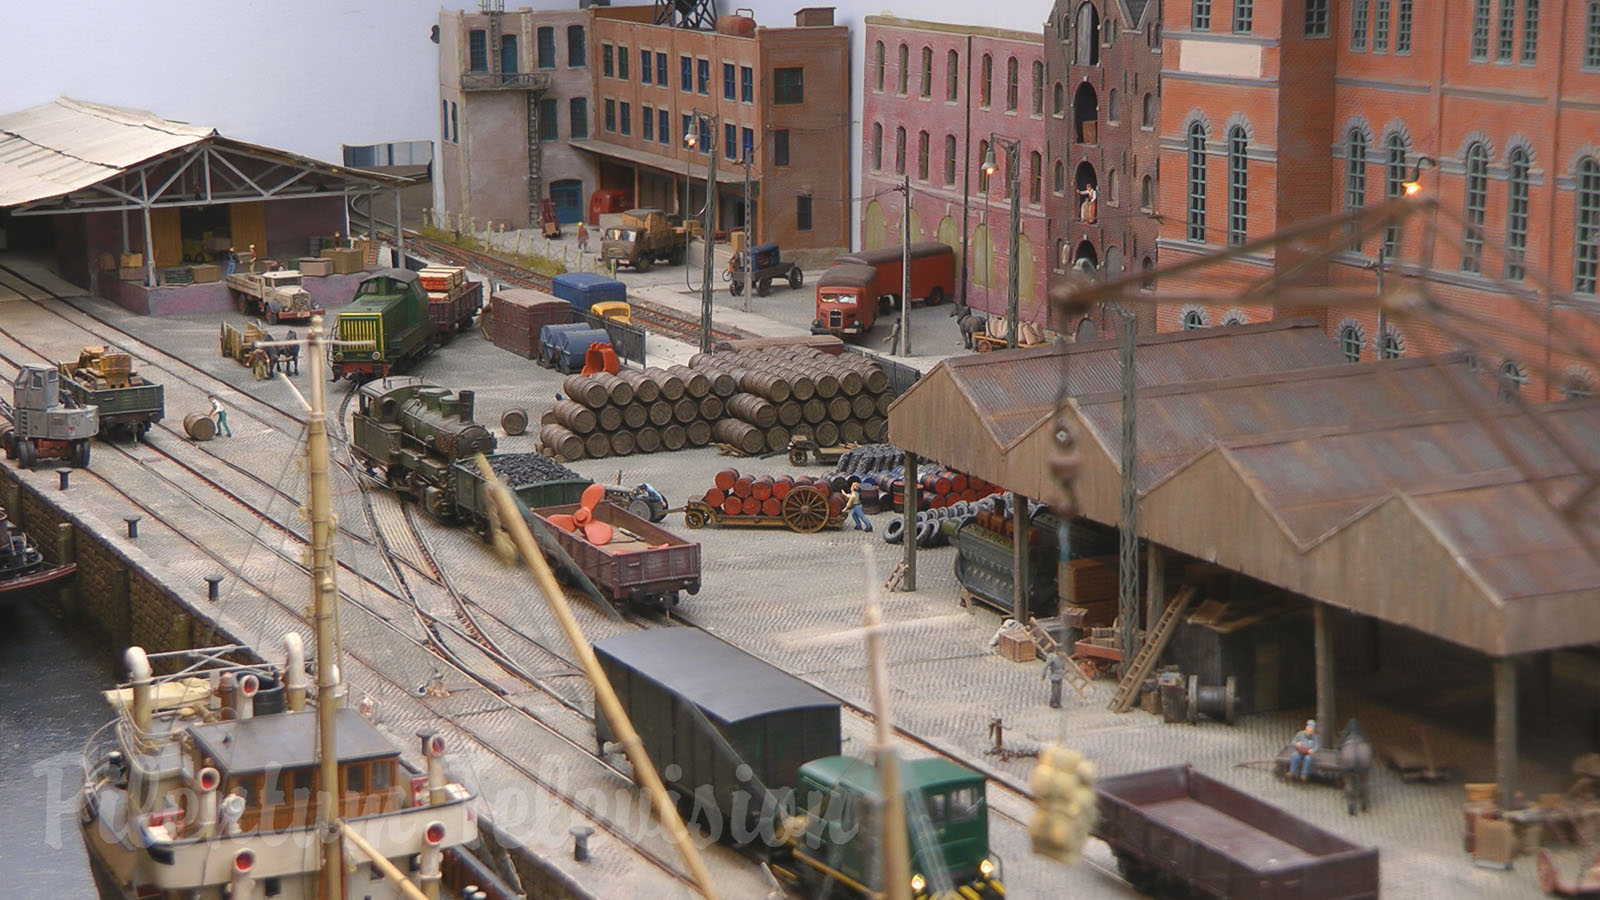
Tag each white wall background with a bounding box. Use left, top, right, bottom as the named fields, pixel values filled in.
left=5, top=1, right=1049, bottom=243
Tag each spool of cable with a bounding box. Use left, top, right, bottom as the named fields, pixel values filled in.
left=1186, top=675, right=1238, bottom=726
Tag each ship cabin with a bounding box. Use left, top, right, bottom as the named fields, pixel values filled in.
left=184, top=707, right=407, bottom=834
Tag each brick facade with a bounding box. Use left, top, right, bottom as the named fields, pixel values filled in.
left=1156, top=0, right=1600, bottom=400
left=860, top=18, right=1050, bottom=322
left=1045, top=0, right=1165, bottom=334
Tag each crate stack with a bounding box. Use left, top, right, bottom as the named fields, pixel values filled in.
left=688, top=347, right=892, bottom=451
left=489, top=288, right=571, bottom=359
left=538, top=368, right=722, bottom=460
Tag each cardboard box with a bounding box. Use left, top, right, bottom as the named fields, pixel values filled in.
left=119, top=252, right=144, bottom=268
left=298, top=257, right=334, bottom=277
left=320, top=247, right=365, bottom=275
left=190, top=263, right=221, bottom=283
left=119, top=266, right=145, bottom=282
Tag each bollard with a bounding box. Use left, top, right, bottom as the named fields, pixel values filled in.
left=570, top=825, right=594, bottom=862
left=205, top=574, right=224, bottom=602
left=125, top=515, right=141, bottom=539
left=57, top=467, right=71, bottom=491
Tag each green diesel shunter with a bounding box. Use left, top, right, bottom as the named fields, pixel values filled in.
left=330, top=270, right=439, bottom=381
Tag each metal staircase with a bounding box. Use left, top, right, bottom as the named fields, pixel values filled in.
left=1108, top=584, right=1198, bottom=713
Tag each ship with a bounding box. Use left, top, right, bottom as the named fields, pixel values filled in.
left=0, top=503, right=75, bottom=594
left=77, top=318, right=485, bottom=900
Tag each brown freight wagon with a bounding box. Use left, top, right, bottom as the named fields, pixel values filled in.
left=1094, top=765, right=1379, bottom=900
left=488, top=288, right=571, bottom=359
left=531, top=500, right=701, bottom=611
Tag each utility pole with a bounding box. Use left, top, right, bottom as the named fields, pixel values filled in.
left=1005, top=141, right=1022, bottom=348
left=899, top=175, right=912, bottom=357
left=687, top=112, right=720, bottom=354
left=1375, top=243, right=1387, bottom=359
left=743, top=151, right=754, bottom=312
left=1116, top=305, right=1140, bottom=676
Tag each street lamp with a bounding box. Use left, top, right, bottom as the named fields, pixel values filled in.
left=982, top=135, right=1023, bottom=349
left=685, top=111, right=720, bottom=353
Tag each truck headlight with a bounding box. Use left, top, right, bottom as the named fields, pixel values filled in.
left=980, top=858, right=995, bottom=878
left=909, top=873, right=925, bottom=893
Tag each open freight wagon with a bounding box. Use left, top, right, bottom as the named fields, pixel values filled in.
left=531, top=499, right=700, bottom=610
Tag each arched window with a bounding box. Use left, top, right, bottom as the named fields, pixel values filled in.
left=1461, top=142, right=1488, bottom=273
left=1182, top=308, right=1207, bottom=329
left=1346, top=129, right=1367, bottom=250
left=1506, top=148, right=1530, bottom=280
left=920, top=47, right=933, bottom=97
left=944, top=135, right=958, bottom=185
left=980, top=54, right=993, bottom=107
left=1056, top=238, right=1069, bottom=270
left=1227, top=125, right=1248, bottom=246
left=1383, top=132, right=1408, bottom=258
left=1032, top=61, right=1045, bottom=115
left=1380, top=325, right=1405, bottom=359
left=1108, top=89, right=1119, bottom=122
left=917, top=131, right=930, bottom=180
left=1142, top=93, right=1154, bottom=128
left=1338, top=323, right=1364, bottom=362
left=1563, top=368, right=1597, bottom=400
left=874, top=41, right=885, bottom=91
left=871, top=123, right=883, bottom=170
left=1141, top=256, right=1155, bottom=290
left=1108, top=168, right=1119, bottom=204
left=947, top=50, right=960, bottom=101
left=1499, top=360, right=1528, bottom=399
left=1006, top=57, right=1019, bottom=111
left=978, top=139, right=991, bottom=191
left=894, top=126, right=907, bottom=175
left=1187, top=122, right=1208, bottom=243
left=1221, top=309, right=1247, bottom=326
left=1029, top=151, right=1042, bottom=204
left=1053, top=83, right=1065, bottom=116
left=1076, top=3, right=1101, bottom=65
left=1055, top=160, right=1066, bottom=193
left=897, top=43, right=909, bottom=94
left=1140, top=175, right=1153, bottom=211
left=1578, top=157, right=1600, bottom=294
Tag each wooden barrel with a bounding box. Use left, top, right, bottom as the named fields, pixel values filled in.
left=722, top=496, right=743, bottom=515
left=540, top=423, right=585, bottom=460
left=500, top=407, right=529, bottom=436
left=703, top=488, right=725, bottom=506
left=673, top=397, right=699, bottom=424
left=609, top=430, right=636, bottom=456
left=714, top=468, right=740, bottom=491
left=663, top=423, right=688, bottom=450
left=552, top=400, right=598, bottom=434
left=698, top=395, right=725, bottom=421
left=710, top=371, right=738, bottom=398
left=584, top=432, right=611, bottom=458
left=772, top=475, right=793, bottom=500
left=591, top=372, right=635, bottom=406
left=852, top=394, right=877, bottom=420
left=727, top=393, right=777, bottom=428
left=712, top=419, right=765, bottom=455
left=786, top=373, right=817, bottom=401
left=863, top=417, right=887, bottom=442
left=563, top=374, right=611, bottom=409
left=540, top=408, right=561, bottom=427
left=651, top=367, right=686, bottom=401
left=184, top=412, right=217, bottom=441
left=622, top=403, right=648, bottom=430
left=813, top=371, right=840, bottom=398
left=765, top=425, right=791, bottom=453
left=751, top=477, right=773, bottom=501
left=686, top=420, right=713, bottom=446
left=827, top=493, right=845, bottom=519
left=934, top=475, right=952, bottom=495
left=668, top=365, right=711, bottom=398
left=740, top=370, right=792, bottom=403
left=597, top=405, right=624, bottom=432
left=815, top=421, right=840, bottom=447
left=951, top=472, right=969, bottom=493
left=875, top=391, right=893, bottom=416
left=776, top=401, right=802, bottom=427
left=740, top=496, right=763, bottom=515
left=761, top=497, right=782, bottom=516
left=636, top=427, right=662, bottom=453
left=732, top=476, right=753, bottom=498
left=826, top=396, right=853, bottom=422
left=840, top=420, right=864, bottom=444
left=801, top=398, right=827, bottom=424
left=619, top=369, right=661, bottom=404
left=838, top=369, right=865, bottom=396
left=863, top=367, right=889, bottom=394
left=648, top=401, right=674, bottom=427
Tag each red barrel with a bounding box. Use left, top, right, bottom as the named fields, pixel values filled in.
left=703, top=488, right=725, bottom=506
left=741, top=496, right=762, bottom=515
left=827, top=493, right=845, bottom=519
left=722, top=496, right=743, bottom=515
left=771, top=477, right=792, bottom=500
left=733, top=476, right=754, bottom=498
left=951, top=472, right=969, bottom=493
left=761, top=497, right=782, bottom=516
left=934, top=476, right=952, bottom=495
left=962, top=489, right=978, bottom=503
left=715, top=468, right=739, bottom=491
left=751, top=477, right=773, bottom=500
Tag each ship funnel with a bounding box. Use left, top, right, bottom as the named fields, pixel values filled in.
left=124, top=647, right=152, bottom=732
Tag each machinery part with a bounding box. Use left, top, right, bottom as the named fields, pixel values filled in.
left=789, top=267, right=804, bottom=289
left=1186, top=675, right=1238, bottom=726
left=781, top=484, right=830, bottom=533
left=730, top=277, right=744, bottom=297
left=71, top=439, right=90, bottom=468
left=16, top=438, right=35, bottom=470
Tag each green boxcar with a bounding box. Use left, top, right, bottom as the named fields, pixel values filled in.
left=794, top=755, right=1004, bottom=900
left=331, top=270, right=437, bottom=381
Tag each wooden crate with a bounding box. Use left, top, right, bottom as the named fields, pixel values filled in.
left=119, top=252, right=144, bottom=268
left=1061, top=556, right=1119, bottom=605
left=320, top=247, right=365, bottom=275
left=191, top=263, right=220, bottom=283
left=298, top=257, right=333, bottom=277
left=119, top=266, right=145, bottom=282
left=998, top=630, right=1036, bottom=662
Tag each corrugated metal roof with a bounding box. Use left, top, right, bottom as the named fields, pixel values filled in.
left=0, top=98, right=213, bottom=206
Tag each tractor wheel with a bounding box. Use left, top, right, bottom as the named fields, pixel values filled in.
left=927, top=286, right=946, bottom=305
left=788, top=267, right=804, bottom=289
left=636, top=256, right=654, bottom=273
left=17, top=438, right=36, bottom=470
left=757, top=279, right=771, bottom=297
left=670, top=246, right=686, bottom=266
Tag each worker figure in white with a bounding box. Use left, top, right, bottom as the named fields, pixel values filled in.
left=1290, top=719, right=1319, bottom=781
left=209, top=395, right=232, bottom=437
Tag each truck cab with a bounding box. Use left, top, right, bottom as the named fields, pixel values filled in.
left=811, top=264, right=881, bottom=335
left=600, top=208, right=688, bottom=272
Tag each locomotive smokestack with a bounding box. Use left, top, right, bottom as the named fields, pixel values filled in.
left=458, top=390, right=475, bottom=423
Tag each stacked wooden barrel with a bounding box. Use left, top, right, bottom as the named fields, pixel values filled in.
left=689, top=347, right=892, bottom=452
left=538, top=367, right=725, bottom=460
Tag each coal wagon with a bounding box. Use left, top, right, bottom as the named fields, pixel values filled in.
left=1094, top=765, right=1379, bottom=900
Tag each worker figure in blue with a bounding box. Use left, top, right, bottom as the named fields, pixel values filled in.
left=845, top=478, right=872, bottom=532
left=208, top=395, right=232, bottom=437
left=224, top=247, right=238, bottom=277
left=1290, top=719, right=1319, bottom=781
left=635, top=483, right=667, bottom=520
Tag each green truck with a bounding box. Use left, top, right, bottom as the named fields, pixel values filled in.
left=56, top=348, right=163, bottom=440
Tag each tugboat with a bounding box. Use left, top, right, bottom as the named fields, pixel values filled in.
left=78, top=319, right=481, bottom=900
left=0, top=504, right=75, bottom=595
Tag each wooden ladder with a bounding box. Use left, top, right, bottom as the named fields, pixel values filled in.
left=884, top=561, right=908, bottom=592
left=1028, top=617, right=1090, bottom=698
left=1108, top=585, right=1199, bottom=713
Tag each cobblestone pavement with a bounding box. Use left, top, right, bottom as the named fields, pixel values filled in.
left=10, top=251, right=1588, bottom=899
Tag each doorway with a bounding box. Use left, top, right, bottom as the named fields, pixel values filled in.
left=550, top=180, right=583, bottom=224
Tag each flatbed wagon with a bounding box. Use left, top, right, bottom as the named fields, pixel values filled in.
left=682, top=482, right=842, bottom=534
left=532, top=499, right=700, bottom=610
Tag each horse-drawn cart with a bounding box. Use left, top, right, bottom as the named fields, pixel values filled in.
left=681, top=482, right=842, bottom=533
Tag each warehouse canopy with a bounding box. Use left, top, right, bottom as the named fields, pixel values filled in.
left=0, top=97, right=411, bottom=215
left=570, top=139, right=749, bottom=186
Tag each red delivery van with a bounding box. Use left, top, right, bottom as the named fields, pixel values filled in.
left=812, top=242, right=955, bottom=336
left=811, top=264, right=881, bottom=335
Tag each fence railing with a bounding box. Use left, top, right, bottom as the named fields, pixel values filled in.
left=844, top=347, right=922, bottom=397
left=577, top=310, right=647, bottom=368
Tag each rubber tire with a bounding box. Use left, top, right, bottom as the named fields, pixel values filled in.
left=670, top=247, right=686, bottom=266
left=927, top=286, right=945, bottom=305
left=789, top=267, right=804, bottom=289
left=883, top=517, right=905, bottom=544
left=267, top=304, right=280, bottom=325
left=730, top=278, right=744, bottom=296
left=636, top=255, right=654, bottom=273
left=915, top=520, right=937, bottom=547
left=758, top=279, right=770, bottom=297
left=17, top=439, right=35, bottom=471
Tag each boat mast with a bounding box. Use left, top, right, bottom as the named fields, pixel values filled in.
left=306, top=317, right=344, bottom=900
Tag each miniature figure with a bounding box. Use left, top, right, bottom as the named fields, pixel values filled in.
left=209, top=395, right=232, bottom=437
left=1290, top=719, right=1318, bottom=781
left=1078, top=185, right=1098, bottom=224
left=1042, top=652, right=1066, bottom=709
left=577, top=221, right=590, bottom=254
left=845, top=478, right=872, bottom=532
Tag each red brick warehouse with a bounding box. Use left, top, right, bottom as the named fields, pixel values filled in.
left=859, top=17, right=1051, bottom=324
left=1155, top=0, right=1600, bottom=400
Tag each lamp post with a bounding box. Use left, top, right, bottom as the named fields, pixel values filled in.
left=982, top=136, right=1023, bottom=348
left=685, top=111, right=720, bottom=354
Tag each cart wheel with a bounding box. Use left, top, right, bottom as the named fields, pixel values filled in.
left=789, top=267, right=804, bottom=289
left=789, top=449, right=808, bottom=466
left=781, top=485, right=829, bottom=533
left=758, top=279, right=770, bottom=297
left=684, top=507, right=708, bottom=529
left=730, top=278, right=743, bottom=296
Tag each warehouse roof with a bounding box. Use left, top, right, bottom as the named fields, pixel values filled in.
left=0, top=97, right=409, bottom=211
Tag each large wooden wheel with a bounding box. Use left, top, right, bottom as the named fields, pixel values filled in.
left=684, top=505, right=708, bottom=529
left=781, top=484, right=829, bottom=533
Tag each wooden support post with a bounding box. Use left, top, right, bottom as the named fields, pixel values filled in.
left=1145, top=543, right=1166, bottom=625
left=901, top=450, right=917, bottom=592
left=55, top=522, right=76, bottom=617
left=1011, top=490, right=1027, bottom=623
left=1314, top=603, right=1334, bottom=746
left=1496, top=656, right=1518, bottom=810
left=1532, top=652, right=1552, bottom=738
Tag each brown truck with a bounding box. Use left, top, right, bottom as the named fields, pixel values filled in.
left=599, top=208, right=691, bottom=272
left=225, top=269, right=323, bottom=324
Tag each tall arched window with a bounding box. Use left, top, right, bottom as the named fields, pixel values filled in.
left=1142, top=93, right=1154, bottom=128
left=1346, top=129, right=1368, bottom=250
left=1055, top=160, right=1066, bottom=193
left=944, top=134, right=958, bottom=185
left=917, top=131, right=930, bottom=180
left=1108, top=89, right=1119, bottom=122
left=1577, top=156, right=1600, bottom=295
left=871, top=123, right=883, bottom=170
left=1227, top=126, right=1248, bottom=247
left=1032, top=61, right=1045, bottom=115
left=1506, top=148, right=1530, bottom=280
left=1108, top=168, right=1119, bottom=204
left=894, top=126, right=907, bottom=175
left=946, top=50, right=960, bottom=101
left=874, top=41, right=885, bottom=91
left=920, top=47, right=933, bottom=97
left=1077, top=3, right=1102, bottom=64
left=980, top=54, right=993, bottom=107
left=1338, top=323, right=1364, bottom=362
left=897, top=43, right=909, bottom=94
left=1053, top=83, right=1065, bottom=116
left=1499, top=360, right=1528, bottom=399
left=1029, top=151, right=1042, bottom=204
left=1006, top=57, right=1019, bottom=111
left=1383, top=132, right=1408, bottom=258
left=1461, top=142, right=1488, bottom=273
left=1187, top=122, right=1208, bottom=243
left=1140, top=175, right=1153, bottom=211
left=978, top=139, right=991, bottom=191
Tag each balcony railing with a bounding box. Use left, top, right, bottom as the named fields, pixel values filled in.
left=460, top=71, right=552, bottom=92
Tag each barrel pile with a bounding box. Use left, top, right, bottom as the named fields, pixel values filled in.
left=537, top=349, right=895, bottom=461
left=539, top=368, right=726, bottom=460
left=814, top=449, right=1003, bottom=515
left=699, top=467, right=845, bottom=520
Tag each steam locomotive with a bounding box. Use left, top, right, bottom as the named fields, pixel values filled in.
left=348, top=377, right=498, bottom=520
